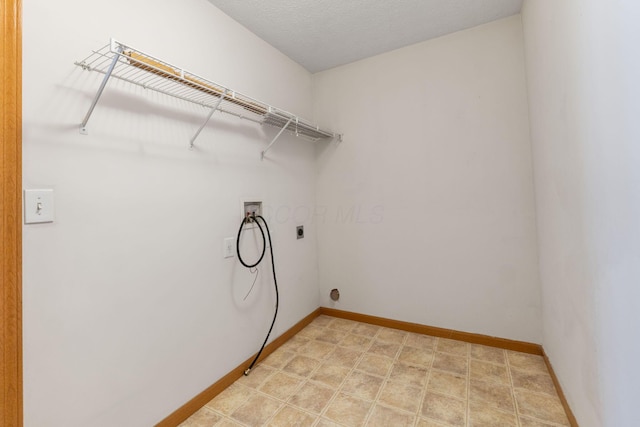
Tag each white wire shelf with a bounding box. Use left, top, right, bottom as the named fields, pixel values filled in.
left=75, top=39, right=341, bottom=155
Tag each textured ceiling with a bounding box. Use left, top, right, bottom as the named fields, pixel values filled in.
left=208, top=0, right=524, bottom=73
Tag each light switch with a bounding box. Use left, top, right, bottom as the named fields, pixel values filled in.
left=223, top=237, right=235, bottom=258
left=24, top=189, right=54, bottom=224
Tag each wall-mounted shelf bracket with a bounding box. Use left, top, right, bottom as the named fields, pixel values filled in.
left=79, top=40, right=123, bottom=135
left=189, top=90, right=227, bottom=149
left=261, top=118, right=293, bottom=160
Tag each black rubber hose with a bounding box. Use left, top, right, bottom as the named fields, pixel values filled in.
left=236, top=215, right=279, bottom=375
left=236, top=216, right=266, bottom=269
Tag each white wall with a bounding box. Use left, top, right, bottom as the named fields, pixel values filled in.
left=522, top=1, right=640, bottom=426
left=313, top=16, right=541, bottom=343
left=22, top=0, right=320, bottom=425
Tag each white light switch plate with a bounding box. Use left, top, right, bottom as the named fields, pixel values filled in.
left=223, top=237, right=235, bottom=258
left=24, top=189, right=54, bottom=224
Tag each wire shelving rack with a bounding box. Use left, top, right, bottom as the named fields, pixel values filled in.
left=75, top=39, right=341, bottom=157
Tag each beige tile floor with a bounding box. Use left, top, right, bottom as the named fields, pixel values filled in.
left=180, top=315, right=570, bottom=427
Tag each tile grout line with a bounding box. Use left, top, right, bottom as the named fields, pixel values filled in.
left=183, top=316, right=563, bottom=427
left=295, top=337, right=339, bottom=423
left=301, top=319, right=353, bottom=426
left=259, top=353, right=299, bottom=424
left=505, top=351, right=523, bottom=427
left=465, top=342, right=471, bottom=427
left=518, top=414, right=569, bottom=427
left=361, top=328, right=409, bottom=426
left=356, top=326, right=408, bottom=425
left=237, top=320, right=332, bottom=426
left=236, top=373, right=294, bottom=425
left=414, top=336, right=438, bottom=426
left=206, top=381, right=261, bottom=425
left=316, top=320, right=373, bottom=426
left=264, top=351, right=305, bottom=425
left=262, top=361, right=312, bottom=425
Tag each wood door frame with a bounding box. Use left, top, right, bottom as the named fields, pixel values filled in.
left=1, top=0, right=23, bottom=425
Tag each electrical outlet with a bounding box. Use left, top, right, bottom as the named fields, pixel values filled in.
left=223, top=237, right=235, bottom=258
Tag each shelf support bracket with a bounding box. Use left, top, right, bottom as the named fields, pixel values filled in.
left=189, top=91, right=226, bottom=149
left=79, top=43, right=123, bottom=134
left=261, top=118, right=293, bottom=160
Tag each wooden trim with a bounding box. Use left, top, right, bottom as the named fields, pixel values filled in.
left=319, top=307, right=542, bottom=355
left=543, top=349, right=579, bottom=426
left=321, top=308, right=578, bottom=423
left=157, top=307, right=581, bottom=427
left=1, top=0, right=23, bottom=426
left=156, top=308, right=321, bottom=427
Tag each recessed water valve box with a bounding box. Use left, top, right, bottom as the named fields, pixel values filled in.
left=242, top=200, right=262, bottom=223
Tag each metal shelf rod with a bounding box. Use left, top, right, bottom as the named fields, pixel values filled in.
left=79, top=43, right=123, bottom=134
left=189, top=91, right=226, bottom=149
left=261, top=118, right=293, bottom=160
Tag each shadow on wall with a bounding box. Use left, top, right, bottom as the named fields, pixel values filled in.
left=28, top=82, right=268, bottom=158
